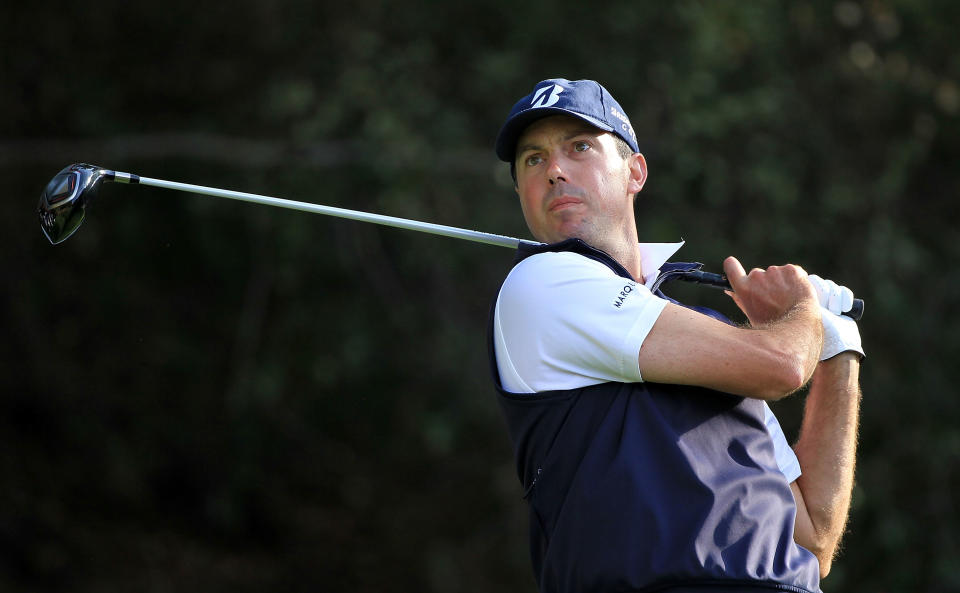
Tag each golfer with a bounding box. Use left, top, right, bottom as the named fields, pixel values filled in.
left=488, top=78, right=863, bottom=593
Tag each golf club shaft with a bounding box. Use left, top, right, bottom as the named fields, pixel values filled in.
left=107, top=170, right=536, bottom=249
left=102, top=168, right=863, bottom=320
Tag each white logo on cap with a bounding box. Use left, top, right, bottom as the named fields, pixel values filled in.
left=530, top=84, right=564, bottom=108
left=610, top=107, right=637, bottom=141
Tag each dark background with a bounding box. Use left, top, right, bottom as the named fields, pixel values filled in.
left=4, top=1, right=958, bottom=591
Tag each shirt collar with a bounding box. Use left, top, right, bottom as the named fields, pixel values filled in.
left=638, top=241, right=685, bottom=288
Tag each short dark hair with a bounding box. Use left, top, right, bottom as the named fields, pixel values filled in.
left=510, top=133, right=636, bottom=185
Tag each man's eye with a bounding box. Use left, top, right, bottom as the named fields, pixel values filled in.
left=574, top=141, right=590, bottom=152
left=524, top=155, right=543, bottom=167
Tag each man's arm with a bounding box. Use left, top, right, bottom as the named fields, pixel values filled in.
left=638, top=257, right=823, bottom=400
left=790, top=352, right=861, bottom=578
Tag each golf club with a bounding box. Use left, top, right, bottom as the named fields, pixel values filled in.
left=37, top=163, right=864, bottom=320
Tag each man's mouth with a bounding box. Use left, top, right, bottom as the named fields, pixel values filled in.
left=548, top=196, right=582, bottom=212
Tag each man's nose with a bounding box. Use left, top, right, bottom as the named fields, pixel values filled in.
left=547, top=156, right=567, bottom=185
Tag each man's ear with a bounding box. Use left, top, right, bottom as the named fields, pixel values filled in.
left=627, top=153, right=648, bottom=195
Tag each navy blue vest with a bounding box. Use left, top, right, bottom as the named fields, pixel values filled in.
left=487, top=239, right=821, bottom=593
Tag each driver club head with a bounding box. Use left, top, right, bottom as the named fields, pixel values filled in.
left=37, top=163, right=108, bottom=245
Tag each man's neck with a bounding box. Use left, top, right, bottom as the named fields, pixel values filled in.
left=599, top=218, right=645, bottom=281
left=604, top=242, right=644, bottom=282
left=571, top=233, right=644, bottom=281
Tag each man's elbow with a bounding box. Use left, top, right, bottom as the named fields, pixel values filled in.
left=795, top=521, right=841, bottom=579
left=803, top=538, right=838, bottom=579
left=819, top=557, right=833, bottom=579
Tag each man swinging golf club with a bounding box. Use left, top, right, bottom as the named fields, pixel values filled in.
left=34, top=77, right=862, bottom=593
left=488, top=78, right=863, bottom=593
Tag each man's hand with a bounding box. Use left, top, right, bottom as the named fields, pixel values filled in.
left=722, top=256, right=821, bottom=327
left=808, top=275, right=855, bottom=317
left=637, top=256, right=824, bottom=400
left=808, top=275, right=865, bottom=360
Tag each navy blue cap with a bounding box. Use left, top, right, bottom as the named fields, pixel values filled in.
left=495, top=78, right=639, bottom=162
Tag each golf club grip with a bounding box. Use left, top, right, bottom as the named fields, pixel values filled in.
left=675, top=271, right=864, bottom=321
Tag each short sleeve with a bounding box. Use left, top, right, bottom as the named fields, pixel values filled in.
left=763, top=402, right=802, bottom=482
left=493, top=252, right=668, bottom=393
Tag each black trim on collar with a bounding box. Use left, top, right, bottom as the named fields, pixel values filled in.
left=514, top=238, right=706, bottom=292
left=515, top=238, right=635, bottom=281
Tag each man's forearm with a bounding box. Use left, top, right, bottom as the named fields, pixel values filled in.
left=792, top=352, right=861, bottom=575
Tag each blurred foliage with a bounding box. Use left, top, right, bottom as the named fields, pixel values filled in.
left=3, top=0, right=959, bottom=591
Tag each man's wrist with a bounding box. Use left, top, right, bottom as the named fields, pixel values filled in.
left=819, top=351, right=862, bottom=365
left=819, top=307, right=864, bottom=361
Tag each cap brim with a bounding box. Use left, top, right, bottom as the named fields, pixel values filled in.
left=495, top=107, right=615, bottom=162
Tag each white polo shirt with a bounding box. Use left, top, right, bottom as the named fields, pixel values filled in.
left=492, top=242, right=801, bottom=482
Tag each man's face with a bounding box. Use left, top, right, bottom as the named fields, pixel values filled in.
left=513, top=115, right=646, bottom=245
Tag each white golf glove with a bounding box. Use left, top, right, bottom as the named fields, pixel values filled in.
left=809, top=275, right=864, bottom=361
